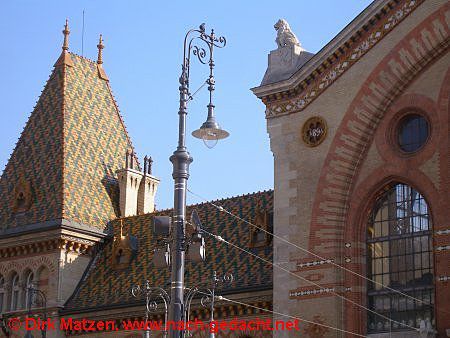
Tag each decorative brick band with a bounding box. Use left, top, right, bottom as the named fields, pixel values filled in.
left=297, top=258, right=334, bottom=269
left=307, top=6, right=450, bottom=335
left=290, top=287, right=335, bottom=298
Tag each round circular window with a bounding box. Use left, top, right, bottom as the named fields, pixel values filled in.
left=397, top=114, right=429, bottom=153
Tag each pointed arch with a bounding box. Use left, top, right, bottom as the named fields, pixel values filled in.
left=9, top=271, right=20, bottom=311
left=310, top=6, right=449, bottom=251
left=307, top=6, right=449, bottom=335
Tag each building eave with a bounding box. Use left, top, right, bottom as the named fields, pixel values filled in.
left=251, top=0, right=393, bottom=99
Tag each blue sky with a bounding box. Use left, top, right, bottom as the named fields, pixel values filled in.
left=0, top=1, right=372, bottom=210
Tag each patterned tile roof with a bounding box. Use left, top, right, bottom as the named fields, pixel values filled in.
left=0, top=51, right=134, bottom=230
left=64, top=190, right=273, bottom=312
left=0, top=58, right=65, bottom=229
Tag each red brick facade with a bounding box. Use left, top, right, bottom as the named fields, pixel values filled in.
left=312, top=7, right=449, bottom=335
left=255, top=0, right=449, bottom=336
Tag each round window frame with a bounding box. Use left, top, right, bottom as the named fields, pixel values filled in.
left=390, top=109, right=431, bottom=156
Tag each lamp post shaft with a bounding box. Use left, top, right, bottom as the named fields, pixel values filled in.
left=167, top=25, right=226, bottom=338
left=168, top=61, right=192, bottom=338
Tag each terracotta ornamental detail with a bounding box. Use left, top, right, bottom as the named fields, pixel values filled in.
left=302, top=116, right=327, bottom=147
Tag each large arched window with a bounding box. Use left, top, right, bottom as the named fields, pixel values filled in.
left=367, top=183, right=434, bottom=333
left=24, top=270, right=34, bottom=309
left=10, top=272, right=20, bottom=311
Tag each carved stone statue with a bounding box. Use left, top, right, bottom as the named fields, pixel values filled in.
left=260, top=18, right=312, bottom=86
left=274, top=19, right=300, bottom=48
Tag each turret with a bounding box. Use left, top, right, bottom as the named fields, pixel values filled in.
left=116, top=150, right=160, bottom=217
left=137, top=156, right=159, bottom=214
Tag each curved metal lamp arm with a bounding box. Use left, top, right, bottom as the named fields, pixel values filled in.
left=26, top=286, right=48, bottom=338
left=181, top=24, right=226, bottom=94
left=184, top=285, right=198, bottom=322
left=131, top=281, right=171, bottom=337
left=26, top=285, right=47, bottom=310
left=199, top=30, right=226, bottom=49
left=133, top=280, right=170, bottom=301
left=183, top=272, right=233, bottom=337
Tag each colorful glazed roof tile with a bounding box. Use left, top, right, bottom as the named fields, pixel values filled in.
left=0, top=48, right=135, bottom=230
left=64, top=190, right=273, bottom=312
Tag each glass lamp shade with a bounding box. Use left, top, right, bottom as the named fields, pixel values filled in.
left=192, top=119, right=229, bottom=149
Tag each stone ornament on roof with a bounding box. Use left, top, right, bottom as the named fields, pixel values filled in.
left=259, top=19, right=313, bottom=86
left=253, top=0, right=423, bottom=118
left=274, top=19, right=301, bottom=49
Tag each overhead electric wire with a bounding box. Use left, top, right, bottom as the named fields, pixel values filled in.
left=191, top=289, right=367, bottom=338
left=199, top=227, right=418, bottom=332
left=187, top=188, right=438, bottom=312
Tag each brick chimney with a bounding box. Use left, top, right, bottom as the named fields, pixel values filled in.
left=137, top=156, right=160, bottom=214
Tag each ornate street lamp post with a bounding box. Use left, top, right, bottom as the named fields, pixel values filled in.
left=184, top=271, right=233, bottom=338
left=132, top=281, right=170, bottom=338
left=24, top=284, right=47, bottom=338
left=168, top=24, right=228, bottom=338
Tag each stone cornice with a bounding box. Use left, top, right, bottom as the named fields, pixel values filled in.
left=0, top=236, right=96, bottom=259
left=0, top=218, right=109, bottom=239
left=251, top=0, right=423, bottom=118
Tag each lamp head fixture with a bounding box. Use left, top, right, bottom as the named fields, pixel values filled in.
left=192, top=104, right=229, bottom=148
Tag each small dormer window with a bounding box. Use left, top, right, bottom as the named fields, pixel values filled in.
left=253, top=229, right=265, bottom=243
left=17, top=192, right=25, bottom=208
left=12, top=176, right=32, bottom=214
left=115, top=249, right=128, bottom=265
left=115, top=249, right=123, bottom=265
left=250, top=210, right=273, bottom=248
left=112, top=220, right=138, bottom=269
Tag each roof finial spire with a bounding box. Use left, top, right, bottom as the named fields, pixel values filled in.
left=97, top=34, right=104, bottom=65
left=62, top=19, right=70, bottom=51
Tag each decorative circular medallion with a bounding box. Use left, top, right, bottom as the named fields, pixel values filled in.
left=302, top=116, right=327, bottom=147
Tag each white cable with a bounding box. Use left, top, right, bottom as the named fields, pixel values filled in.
left=192, top=289, right=367, bottom=337
left=201, top=228, right=418, bottom=332
left=216, top=295, right=368, bottom=338
left=187, top=188, right=436, bottom=310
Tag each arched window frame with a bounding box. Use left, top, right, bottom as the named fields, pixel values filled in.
left=36, top=265, right=49, bottom=304
left=366, top=183, right=435, bottom=333
left=10, top=272, right=20, bottom=311
left=24, top=270, right=35, bottom=309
